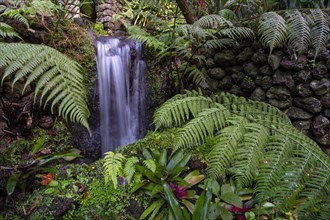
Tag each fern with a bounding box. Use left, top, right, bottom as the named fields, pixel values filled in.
left=258, top=12, right=287, bottom=55
left=219, top=27, right=255, bottom=41
left=310, top=9, right=330, bottom=61
left=194, top=14, right=233, bottom=29
left=0, top=22, right=19, bottom=38
left=143, top=159, right=157, bottom=173
left=103, top=152, right=125, bottom=189
left=153, top=91, right=330, bottom=218
left=285, top=10, right=310, bottom=55
left=124, top=156, right=139, bottom=183
left=0, top=42, right=90, bottom=132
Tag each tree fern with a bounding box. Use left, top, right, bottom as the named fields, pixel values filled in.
left=0, top=22, right=20, bottom=38
left=124, top=156, right=139, bottom=183
left=258, top=12, right=287, bottom=55
left=194, top=14, right=233, bottom=29
left=153, top=91, right=330, bottom=218
left=0, top=42, right=90, bottom=132
left=310, top=9, right=330, bottom=61
left=285, top=10, right=310, bottom=55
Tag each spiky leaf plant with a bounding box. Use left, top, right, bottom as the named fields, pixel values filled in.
left=154, top=90, right=330, bottom=219
left=0, top=42, right=90, bottom=132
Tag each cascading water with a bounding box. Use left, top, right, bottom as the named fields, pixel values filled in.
left=96, top=37, right=147, bottom=154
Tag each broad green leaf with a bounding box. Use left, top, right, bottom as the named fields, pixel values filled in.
left=166, top=150, right=183, bottom=172
left=182, top=199, right=195, bottom=214
left=162, top=180, right=185, bottom=220
left=7, top=173, right=19, bottom=195
left=139, top=199, right=165, bottom=220
left=221, top=184, right=233, bottom=194
left=218, top=206, right=233, bottom=220
left=221, top=192, right=243, bottom=208
left=32, top=137, right=45, bottom=154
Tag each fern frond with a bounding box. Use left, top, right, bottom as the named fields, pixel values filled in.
left=207, top=116, right=247, bottom=179
left=144, top=159, right=157, bottom=173
left=233, top=123, right=269, bottom=187
left=179, top=24, right=210, bottom=40
left=153, top=91, right=212, bottom=129
left=255, top=135, right=295, bottom=201
left=258, top=12, right=287, bottom=55
left=194, top=14, right=232, bottom=29
left=0, top=42, right=90, bottom=132
left=219, top=27, right=255, bottom=41
left=0, top=7, right=29, bottom=27
left=285, top=10, right=310, bottom=55
left=310, top=9, right=330, bottom=61
left=124, top=156, right=139, bottom=183
left=103, top=152, right=125, bottom=189
left=180, top=62, right=206, bottom=85
left=203, top=38, right=238, bottom=49
left=0, top=22, right=19, bottom=38
left=217, top=9, right=238, bottom=21
left=174, top=104, right=231, bottom=149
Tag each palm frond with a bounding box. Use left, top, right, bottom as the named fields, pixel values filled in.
left=258, top=12, right=287, bottom=55
left=0, top=42, right=90, bottom=132
left=0, top=22, right=20, bottom=38
left=310, top=9, right=330, bottom=61
left=285, top=10, right=310, bottom=55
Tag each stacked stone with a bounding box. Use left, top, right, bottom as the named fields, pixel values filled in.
left=58, top=0, right=80, bottom=19
left=95, top=0, right=124, bottom=34
left=201, top=42, right=330, bottom=147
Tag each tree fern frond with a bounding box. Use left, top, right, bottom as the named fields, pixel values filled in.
left=255, top=135, right=295, bottom=201
left=180, top=62, right=206, bottom=85
left=153, top=92, right=212, bottom=129
left=258, top=12, right=287, bottom=55
left=207, top=116, right=247, bottom=179
left=174, top=105, right=231, bottom=149
left=310, top=9, right=330, bottom=61
left=285, top=10, right=310, bottom=55
left=0, top=7, right=29, bottom=27
left=179, top=24, right=210, bottom=40
left=194, top=14, right=233, bottom=29
left=0, top=42, right=90, bottom=132
left=219, top=27, right=255, bottom=41
left=124, top=156, right=139, bottom=183
left=233, top=123, right=269, bottom=187
left=103, top=152, right=125, bottom=189
left=217, top=9, right=238, bottom=21
left=203, top=38, right=239, bottom=49
left=0, top=22, right=19, bottom=38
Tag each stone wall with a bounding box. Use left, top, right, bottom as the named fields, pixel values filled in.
left=200, top=42, right=330, bottom=148
left=95, top=0, right=125, bottom=34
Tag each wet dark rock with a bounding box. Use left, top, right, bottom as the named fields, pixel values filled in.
left=225, top=65, right=243, bottom=74
left=214, top=50, right=236, bottom=67
left=205, top=78, right=219, bottom=91
left=266, top=86, right=291, bottom=100
left=308, top=48, right=329, bottom=61
left=250, top=87, right=266, bottom=101
left=267, top=98, right=292, bottom=109
left=315, top=135, right=330, bottom=146
left=229, top=86, right=245, bottom=97
left=236, top=47, right=254, bottom=62
left=240, top=77, right=256, bottom=93
left=251, top=49, right=267, bottom=64
left=273, top=70, right=295, bottom=90
left=218, top=76, right=233, bottom=90
left=292, top=120, right=311, bottom=134
left=207, top=67, right=226, bottom=80
left=38, top=115, right=54, bottom=129
left=311, top=63, right=327, bottom=79
left=310, top=79, right=330, bottom=96
left=294, top=84, right=313, bottom=98
left=311, top=115, right=330, bottom=138
left=293, top=70, right=312, bottom=83
left=268, top=54, right=281, bottom=70
left=50, top=197, right=74, bottom=218
left=255, top=76, right=272, bottom=90
left=294, top=55, right=308, bottom=70
left=258, top=65, right=273, bottom=76
left=205, top=58, right=216, bottom=68
left=231, top=72, right=245, bottom=84
left=324, top=109, right=330, bottom=117
left=244, top=62, right=258, bottom=78
left=286, top=107, right=313, bottom=120
left=280, top=59, right=295, bottom=70
left=321, top=93, right=330, bottom=108
left=294, top=97, right=322, bottom=113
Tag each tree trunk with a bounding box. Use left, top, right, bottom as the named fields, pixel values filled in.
left=175, top=0, right=195, bottom=24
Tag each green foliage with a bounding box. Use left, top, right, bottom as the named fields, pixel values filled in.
left=153, top=90, right=330, bottom=219
left=92, top=22, right=108, bottom=35
left=103, top=151, right=125, bottom=189
left=0, top=42, right=90, bottom=131
left=0, top=22, right=20, bottom=39
left=258, top=9, right=329, bottom=60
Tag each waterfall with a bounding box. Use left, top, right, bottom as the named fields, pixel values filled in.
left=96, top=37, right=147, bottom=154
